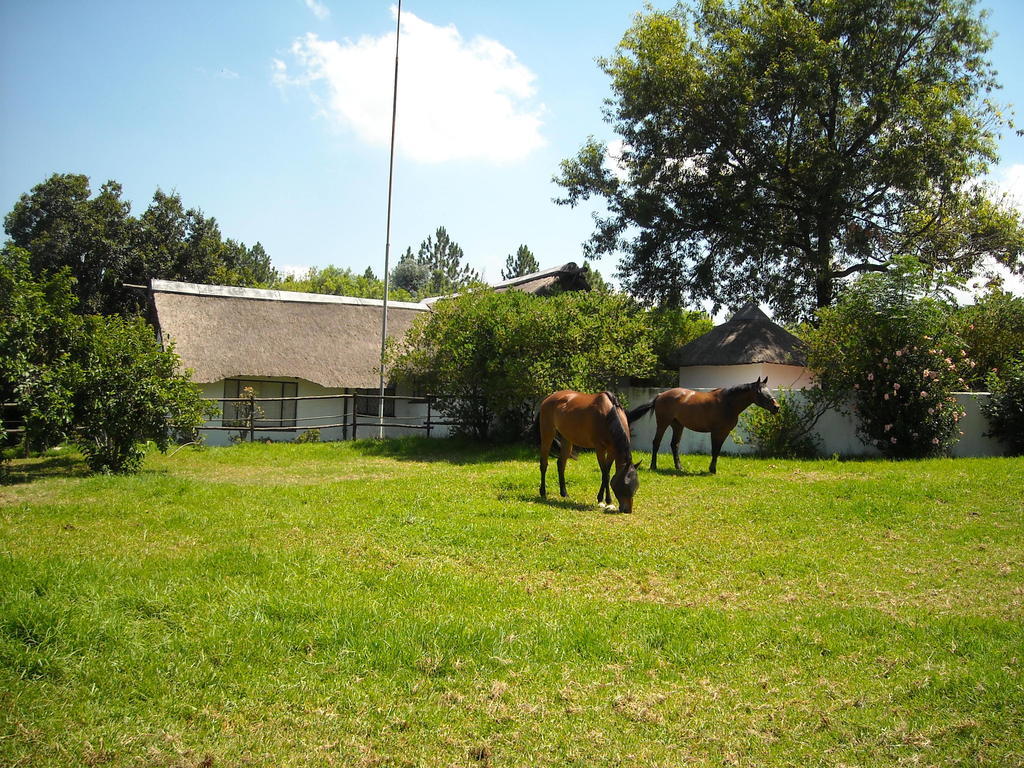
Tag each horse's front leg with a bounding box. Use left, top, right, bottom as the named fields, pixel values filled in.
left=597, top=450, right=612, bottom=505
left=708, top=429, right=728, bottom=474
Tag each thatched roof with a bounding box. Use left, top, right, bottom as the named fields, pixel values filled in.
left=491, top=262, right=589, bottom=295
left=672, top=303, right=807, bottom=367
left=150, top=280, right=430, bottom=388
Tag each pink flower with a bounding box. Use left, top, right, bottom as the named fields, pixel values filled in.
left=884, top=357, right=890, bottom=364
left=928, top=408, right=934, bottom=415
left=932, top=437, right=940, bottom=445
left=854, top=383, right=859, bottom=389
left=884, top=393, right=890, bottom=400
left=896, top=349, right=903, bottom=357
left=894, top=383, right=901, bottom=391
left=920, top=391, right=928, bottom=397
left=868, top=373, right=875, bottom=381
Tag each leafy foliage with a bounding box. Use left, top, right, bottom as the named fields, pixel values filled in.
left=387, top=290, right=656, bottom=440
left=953, top=288, right=1024, bottom=389
left=640, top=307, right=713, bottom=386
left=555, top=0, right=1023, bottom=321
left=805, top=263, right=970, bottom=458
left=0, top=246, right=212, bottom=473
left=279, top=265, right=414, bottom=302
left=736, top=389, right=824, bottom=459
left=390, top=247, right=431, bottom=297
left=4, top=173, right=279, bottom=316
left=501, top=245, right=540, bottom=280
left=982, top=354, right=1024, bottom=455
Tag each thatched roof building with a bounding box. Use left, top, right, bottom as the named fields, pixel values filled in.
left=150, top=280, right=429, bottom=389
left=491, top=262, right=590, bottom=296
left=672, top=303, right=812, bottom=389
left=673, top=303, right=806, bottom=367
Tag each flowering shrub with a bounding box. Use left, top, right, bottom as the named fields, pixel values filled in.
left=805, top=263, right=970, bottom=458
left=851, top=342, right=969, bottom=458
left=982, top=355, right=1024, bottom=455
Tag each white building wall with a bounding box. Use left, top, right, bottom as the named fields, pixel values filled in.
left=623, top=386, right=1006, bottom=460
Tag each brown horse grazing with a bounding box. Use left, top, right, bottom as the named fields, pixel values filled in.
left=627, top=377, right=780, bottom=474
left=538, top=390, right=641, bottom=513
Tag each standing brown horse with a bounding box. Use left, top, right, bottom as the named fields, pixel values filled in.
left=538, top=391, right=640, bottom=513
left=627, top=377, right=779, bottom=474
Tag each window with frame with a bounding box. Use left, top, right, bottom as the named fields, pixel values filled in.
left=354, top=386, right=395, bottom=418
left=223, top=379, right=298, bottom=429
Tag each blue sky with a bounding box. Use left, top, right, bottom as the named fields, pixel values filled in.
left=2, top=0, right=1022, bottom=290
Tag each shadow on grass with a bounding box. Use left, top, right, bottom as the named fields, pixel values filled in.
left=650, top=466, right=713, bottom=477
left=346, top=435, right=535, bottom=465
left=532, top=495, right=602, bottom=513
left=1, top=454, right=92, bottom=485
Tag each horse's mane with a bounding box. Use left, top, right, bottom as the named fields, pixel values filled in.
left=722, top=381, right=759, bottom=399
left=601, top=392, right=632, bottom=460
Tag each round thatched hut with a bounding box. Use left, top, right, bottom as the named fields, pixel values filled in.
left=671, top=303, right=812, bottom=389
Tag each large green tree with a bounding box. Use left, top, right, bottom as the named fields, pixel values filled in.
left=501, top=244, right=540, bottom=280
left=1, top=245, right=211, bottom=472
left=415, top=227, right=482, bottom=297
left=390, top=247, right=431, bottom=297
left=5, top=173, right=279, bottom=315
left=556, top=0, right=1024, bottom=322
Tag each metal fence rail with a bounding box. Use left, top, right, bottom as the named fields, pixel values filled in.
left=205, top=393, right=465, bottom=441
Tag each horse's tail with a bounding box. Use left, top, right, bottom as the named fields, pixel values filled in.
left=626, top=396, right=657, bottom=424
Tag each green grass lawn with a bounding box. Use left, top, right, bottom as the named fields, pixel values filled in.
left=2, top=439, right=1022, bottom=767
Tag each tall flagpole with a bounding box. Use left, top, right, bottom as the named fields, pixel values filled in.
left=378, top=0, right=402, bottom=439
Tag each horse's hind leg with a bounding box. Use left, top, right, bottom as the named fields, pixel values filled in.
left=670, top=421, right=683, bottom=471
left=557, top=439, right=573, bottom=497
left=539, top=419, right=555, bottom=498
left=650, top=418, right=669, bottom=470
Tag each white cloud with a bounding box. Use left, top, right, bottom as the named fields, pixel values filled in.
left=304, top=0, right=330, bottom=20
left=994, top=163, right=1024, bottom=211
left=279, top=8, right=545, bottom=164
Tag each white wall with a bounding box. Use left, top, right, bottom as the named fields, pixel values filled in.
left=679, top=363, right=814, bottom=390
left=623, top=386, right=1006, bottom=460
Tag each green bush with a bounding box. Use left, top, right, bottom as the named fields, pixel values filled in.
left=737, top=389, right=823, bottom=458
left=295, top=428, right=321, bottom=444
left=982, top=355, right=1024, bottom=455
left=73, top=316, right=213, bottom=473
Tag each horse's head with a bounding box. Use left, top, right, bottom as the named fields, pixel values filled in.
left=610, top=461, right=641, bottom=514
left=754, top=376, right=780, bottom=414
